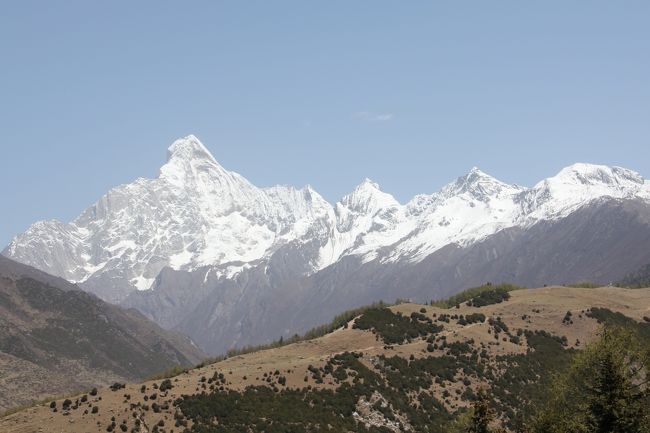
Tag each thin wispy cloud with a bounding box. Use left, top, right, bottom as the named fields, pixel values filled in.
left=353, top=111, right=394, bottom=122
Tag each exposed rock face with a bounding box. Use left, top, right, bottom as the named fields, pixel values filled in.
left=4, top=135, right=650, bottom=353
left=354, top=391, right=412, bottom=433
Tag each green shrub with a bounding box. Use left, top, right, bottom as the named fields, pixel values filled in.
left=531, top=327, right=650, bottom=433
left=353, top=308, right=443, bottom=344
left=109, top=383, right=125, bottom=392
left=159, top=379, right=173, bottom=392
left=431, top=284, right=523, bottom=309
left=466, top=288, right=511, bottom=307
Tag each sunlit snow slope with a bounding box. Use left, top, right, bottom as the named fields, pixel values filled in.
left=4, top=135, right=650, bottom=302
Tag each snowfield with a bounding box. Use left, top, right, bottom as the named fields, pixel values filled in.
left=4, top=135, right=649, bottom=301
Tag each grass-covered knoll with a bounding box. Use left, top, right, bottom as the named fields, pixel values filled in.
left=177, top=294, right=600, bottom=432
left=352, top=308, right=443, bottom=344
left=218, top=302, right=393, bottom=360
left=156, top=283, right=521, bottom=379
left=431, top=283, right=523, bottom=309
left=160, top=283, right=524, bottom=379
left=175, top=328, right=583, bottom=432
left=177, top=302, right=396, bottom=373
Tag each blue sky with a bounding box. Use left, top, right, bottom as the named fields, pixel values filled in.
left=1, top=1, right=650, bottom=246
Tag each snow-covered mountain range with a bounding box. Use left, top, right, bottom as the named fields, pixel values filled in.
left=4, top=135, right=650, bottom=353
left=5, top=135, right=649, bottom=300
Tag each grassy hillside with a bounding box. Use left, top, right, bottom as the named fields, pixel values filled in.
left=2, top=285, right=649, bottom=432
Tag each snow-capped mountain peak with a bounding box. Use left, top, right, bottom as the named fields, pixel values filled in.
left=523, top=163, right=648, bottom=220
left=543, top=163, right=644, bottom=189
left=341, top=178, right=400, bottom=214
left=3, top=136, right=649, bottom=303
left=442, top=166, right=521, bottom=201
left=166, top=134, right=219, bottom=164
left=160, top=135, right=240, bottom=189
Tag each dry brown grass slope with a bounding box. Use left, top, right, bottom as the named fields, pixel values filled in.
left=1, top=285, right=649, bottom=433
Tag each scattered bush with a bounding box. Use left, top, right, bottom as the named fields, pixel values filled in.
left=109, top=383, right=125, bottom=392
left=159, top=379, right=173, bottom=392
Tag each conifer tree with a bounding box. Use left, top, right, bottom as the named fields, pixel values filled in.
left=532, top=327, right=650, bottom=433
left=584, top=329, right=648, bottom=433
left=468, top=389, right=500, bottom=433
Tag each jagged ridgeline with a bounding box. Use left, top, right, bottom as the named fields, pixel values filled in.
left=5, top=136, right=650, bottom=355
left=2, top=284, right=649, bottom=432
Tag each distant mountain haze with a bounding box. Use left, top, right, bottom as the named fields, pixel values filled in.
left=4, top=135, right=650, bottom=353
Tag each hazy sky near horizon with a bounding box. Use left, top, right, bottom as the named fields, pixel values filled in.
left=1, top=1, right=650, bottom=246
